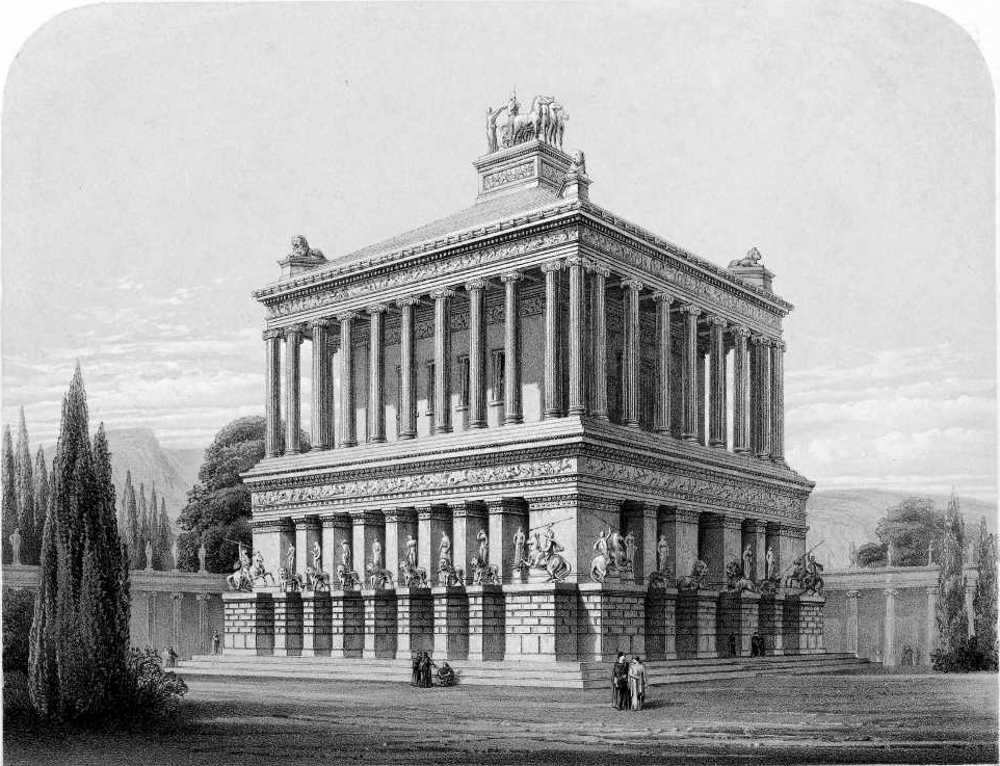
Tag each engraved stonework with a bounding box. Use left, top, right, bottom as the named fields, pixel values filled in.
left=482, top=162, right=533, bottom=191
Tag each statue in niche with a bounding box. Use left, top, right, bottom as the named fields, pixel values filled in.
left=145, top=541, right=154, bottom=571
left=471, top=529, right=499, bottom=585
left=198, top=543, right=207, bottom=573
left=405, top=535, right=418, bottom=568
left=337, top=539, right=360, bottom=589
left=285, top=544, right=296, bottom=575
left=312, top=541, right=323, bottom=573
left=656, top=535, right=670, bottom=574
left=927, top=540, right=935, bottom=566
left=371, top=539, right=383, bottom=571
left=742, top=544, right=754, bottom=580
left=437, top=533, right=463, bottom=586
left=439, top=533, right=452, bottom=569
left=608, top=527, right=627, bottom=570
left=512, top=526, right=526, bottom=572
left=9, top=529, right=21, bottom=565
left=340, top=539, right=351, bottom=569
left=624, top=530, right=637, bottom=575
left=399, top=534, right=428, bottom=588
left=765, top=545, right=776, bottom=581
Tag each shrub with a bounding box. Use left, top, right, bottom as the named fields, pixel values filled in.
left=931, top=636, right=998, bottom=673
left=113, top=647, right=188, bottom=721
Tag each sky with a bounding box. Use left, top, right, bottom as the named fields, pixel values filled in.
left=2, top=1, right=995, bottom=500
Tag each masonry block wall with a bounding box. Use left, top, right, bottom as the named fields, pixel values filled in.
left=577, top=584, right=646, bottom=661
left=503, top=583, right=578, bottom=660
left=797, top=595, right=825, bottom=654
left=223, top=592, right=274, bottom=656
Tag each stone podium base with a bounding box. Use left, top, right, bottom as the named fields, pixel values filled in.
left=467, top=584, right=505, bottom=661
left=396, top=587, right=434, bottom=656
left=576, top=582, right=647, bottom=661
left=273, top=592, right=304, bottom=656
left=645, top=586, right=678, bottom=660
left=758, top=594, right=785, bottom=655
left=362, top=589, right=398, bottom=658
left=301, top=592, right=332, bottom=656
left=717, top=591, right=761, bottom=657
left=330, top=589, right=365, bottom=658
left=433, top=586, right=470, bottom=660
left=222, top=591, right=274, bottom=656
left=675, top=589, right=720, bottom=659
left=503, top=582, right=578, bottom=660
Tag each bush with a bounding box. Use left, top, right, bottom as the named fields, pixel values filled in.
left=114, top=647, right=188, bottom=721
left=3, top=588, right=35, bottom=673
left=932, top=636, right=999, bottom=673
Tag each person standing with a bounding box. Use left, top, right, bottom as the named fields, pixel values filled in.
left=411, top=652, right=421, bottom=686
left=611, top=652, right=629, bottom=710
left=628, top=656, right=647, bottom=711
left=211, top=631, right=220, bottom=655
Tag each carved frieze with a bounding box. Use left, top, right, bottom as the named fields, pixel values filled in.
left=267, top=228, right=578, bottom=320
left=482, top=162, right=534, bottom=192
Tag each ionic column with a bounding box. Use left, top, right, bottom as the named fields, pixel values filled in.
left=925, top=586, right=938, bottom=664
left=589, top=264, right=610, bottom=420
left=567, top=256, right=586, bottom=416
left=622, top=278, right=643, bottom=429
left=770, top=339, right=786, bottom=462
left=465, top=280, right=488, bottom=428
left=696, top=347, right=707, bottom=445
left=966, top=583, right=976, bottom=636
left=846, top=590, right=861, bottom=657
left=750, top=335, right=772, bottom=458
left=883, top=587, right=898, bottom=666
left=654, top=292, right=673, bottom=433
left=284, top=325, right=304, bottom=454
left=542, top=260, right=563, bottom=418
left=501, top=272, right=523, bottom=424
left=708, top=316, right=727, bottom=449
left=367, top=304, right=387, bottom=443
left=171, top=592, right=184, bottom=649
left=680, top=304, right=701, bottom=440
left=196, top=594, right=211, bottom=654
left=487, top=497, right=528, bottom=583
left=310, top=319, right=332, bottom=451
left=264, top=328, right=283, bottom=457
left=432, top=288, right=454, bottom=434
left=396, top=297, right=419, bottom=440
left=731, top=326, right=751, bottom=453
left=338, top=312, right=358, bottom=448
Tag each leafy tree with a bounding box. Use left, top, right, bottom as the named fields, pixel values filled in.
left=28, top=365, right=130, bottom=720
left=874, top=497, right=944, bottom=567
left=932, top=493, right=969, bottom=671
left=33, top=446, right=49, bottom=563
left=973, top=517, right=998, bottom=670
left=2, top=426, right=15, bottom=564
left=15, top=408, right=38, bottom=564
left=176, top=415, right=300, bottom=573
left=855, top=542, right=887, bottom=568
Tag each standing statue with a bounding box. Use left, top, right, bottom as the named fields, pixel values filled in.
left=312, top=541, right=323, bottom=573
left=472, top=528, right=499, bottom=584
left=624, top=530, right=637, bottom=575
left=512, top=526, right=526, bottom=571
left=485, top=105, right=504, bottom=153
left=886, top=540, right=895, bottom=567
left=742, top=543, right=754, bottom=580
left=405, top=535, right=418, bottom=568
left=340, top=539, right=351, bottom=569
left=927, top=540, right=935, bottom=566
left=198, top=543, right=207, bottom=573
left=285, top=544, right=296, bottom=575
left=170, top=538, right=179, bottom=570
left=765, top=545, right=776, bottom=580
left=9, top=529, right=21, bottom=565
left=439, top=533, right=452, bottom=569
left=477, top=529, right=489, bottom=564
left=608, top=528, right=627, bottom=570
left=656, top=535, right=670, bottom=574
left=145, top=540, right=154, bottom=571
left=372, top=539, right=383, bottom=571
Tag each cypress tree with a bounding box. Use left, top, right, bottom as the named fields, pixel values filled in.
left=27, top=367, right=129, bottom=720
left=1, top=425, right=15, bottom=564
left=149, top=485, right=160, bottom=568
left=934, top=492, right=969, bottom=663
left=15, top=407, right=37, bottom=564
left=122, top=473, right=141, bottom=570
left=34, top=446, right=50, bottom=564
left=138, top=483, right=149, bottom=568
left=974, top=517, right=998, bottom=667
left=157, top=498, right=172, bottom=570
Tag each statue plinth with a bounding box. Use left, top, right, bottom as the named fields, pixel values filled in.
left=474, top=139, right=573, bottom=202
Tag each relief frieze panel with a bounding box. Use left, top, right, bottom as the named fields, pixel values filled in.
left=482, top=162, right=533, bottom=192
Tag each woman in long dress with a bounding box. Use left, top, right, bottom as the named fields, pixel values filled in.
left=627, top=656, right=647, bottom=711
left=611, top=652, right=628, bottom=710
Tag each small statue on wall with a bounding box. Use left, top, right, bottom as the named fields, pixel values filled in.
left=512, top=526, right=526, bottom=573
left=656, top=535, right=670, bottom=574
left=285, top=544, right=296, bottom=575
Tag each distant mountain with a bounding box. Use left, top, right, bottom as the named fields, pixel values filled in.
left=806, top=488, right=997, bottom=569
left=103, top=428, right=203, bottom=525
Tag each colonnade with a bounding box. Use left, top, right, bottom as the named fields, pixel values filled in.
left=263, top=258, right=787, bottom=461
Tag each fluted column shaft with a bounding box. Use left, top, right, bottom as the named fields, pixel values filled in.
left=284, top=325, right=303, bottom=454
left=884, top=587, right=898, bottom=667
left=397, top=298, right=418, bottom=440
left=310, top=320, right=332, bottom=451
left=339, top=313, right=358, bottom=448
left=622, top=279, right=643, bottom=428
left=433, top=289, right=454, bottom=434
left=708, top=316, right=727, bottom=449
left=770, top=339, right=786, bottom=462
left=654, top=293, right=672, bottom=433
left=567, top=257, right=586, bottom=416
left=466, top=280, right=487, bottom=428
left=502, top=272, right=523, bottom=424
left=846, top=590, right=861, bottom=657
left=264, top=329, right=283, bottom=457
left=751, top=335, right=772, bottom=457
left=680, top=305, right=701, bottom=440
left=589, top=265, right=609, bottom=420
left=731, top=326, right=751, bottom=453
left=542, top=261, right=563, bottom=418
left=366, top=305, right=387, bottom=443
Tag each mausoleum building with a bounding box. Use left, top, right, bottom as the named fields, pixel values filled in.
left=224, top=96, right=821, bottom=666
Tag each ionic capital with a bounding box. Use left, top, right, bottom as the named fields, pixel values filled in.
left=464, top=278, right=487, bottom=292
left=499, top=271, right=522, bottom=283
left=653, top=291, right=674, bottom=304
left=621, top=278, right=644, bottom=292
left=729, top=325, right=752, bottom=341
left=584, top=259, right=611, bottom=278
left=771, top=338, right=787, bottom=351
left=541, top=259, right=564, bottom=273
left=679, top=303, right=702, bottom=317
left=707, top=314, right=728, bottom=328
left=308, top=318, right=330, bottom=331
left=846, top=590, right=862, bottom=600
left=395, top=296, right=421, bottom=309
left=565, top=255, right=584, bottom=269
left=285, top=324, right=306, bottom=340
left=337, top=311, right=360, bottom=323
left=263, top=328, right=284, bottom=341
left=366, top=303, right=388, bottom=315
left=749, top=333, right=771, bottom=347
left=431, top=287, right=456, bottom=300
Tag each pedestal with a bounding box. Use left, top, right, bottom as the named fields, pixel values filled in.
left=396, top=587, right=434, bottom=657
left=273, top=593, right=303, bottom=656
left=302, top=592, right=332, bottom=656
left=781, top=593, right=801, bottom=655
left=758, top=594, right=785, bottom=655
left=467, top=584, right=505, bottom=661
left=432, top=586, right=469, bottom=660
left=644, top=587, right=678, bottom=660
left=798, top=593, right=825, bottom=654
left=675, top=589, right=719, bottom=659
left=362, top=589, right=398, bottom=658
left=717, top=591, right=760, bottom=657
left=222, top=591, right=274, bottom=656
left=576, top=582, right=647, bottom=661
left=330, top=589, right=364, bottom=658
left=502, top=582, right=578, bottom=660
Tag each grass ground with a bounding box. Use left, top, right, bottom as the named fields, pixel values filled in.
left=4, top=671, right=997, bottom=765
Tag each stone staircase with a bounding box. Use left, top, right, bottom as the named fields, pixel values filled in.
left=176, top=653, right=871, bottom=690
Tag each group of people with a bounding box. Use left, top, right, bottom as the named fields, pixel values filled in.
left=410, top=652, right=456, bottom=688
left=611, top=653, right=648, bottom=711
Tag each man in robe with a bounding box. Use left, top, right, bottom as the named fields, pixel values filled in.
left=628, top=656, right=647, bottom=711
left=611, top=652, right=629, bottom=710
left=657, top=535, right=670, bottom=574
left=512, top=526, right=526, bottom=571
